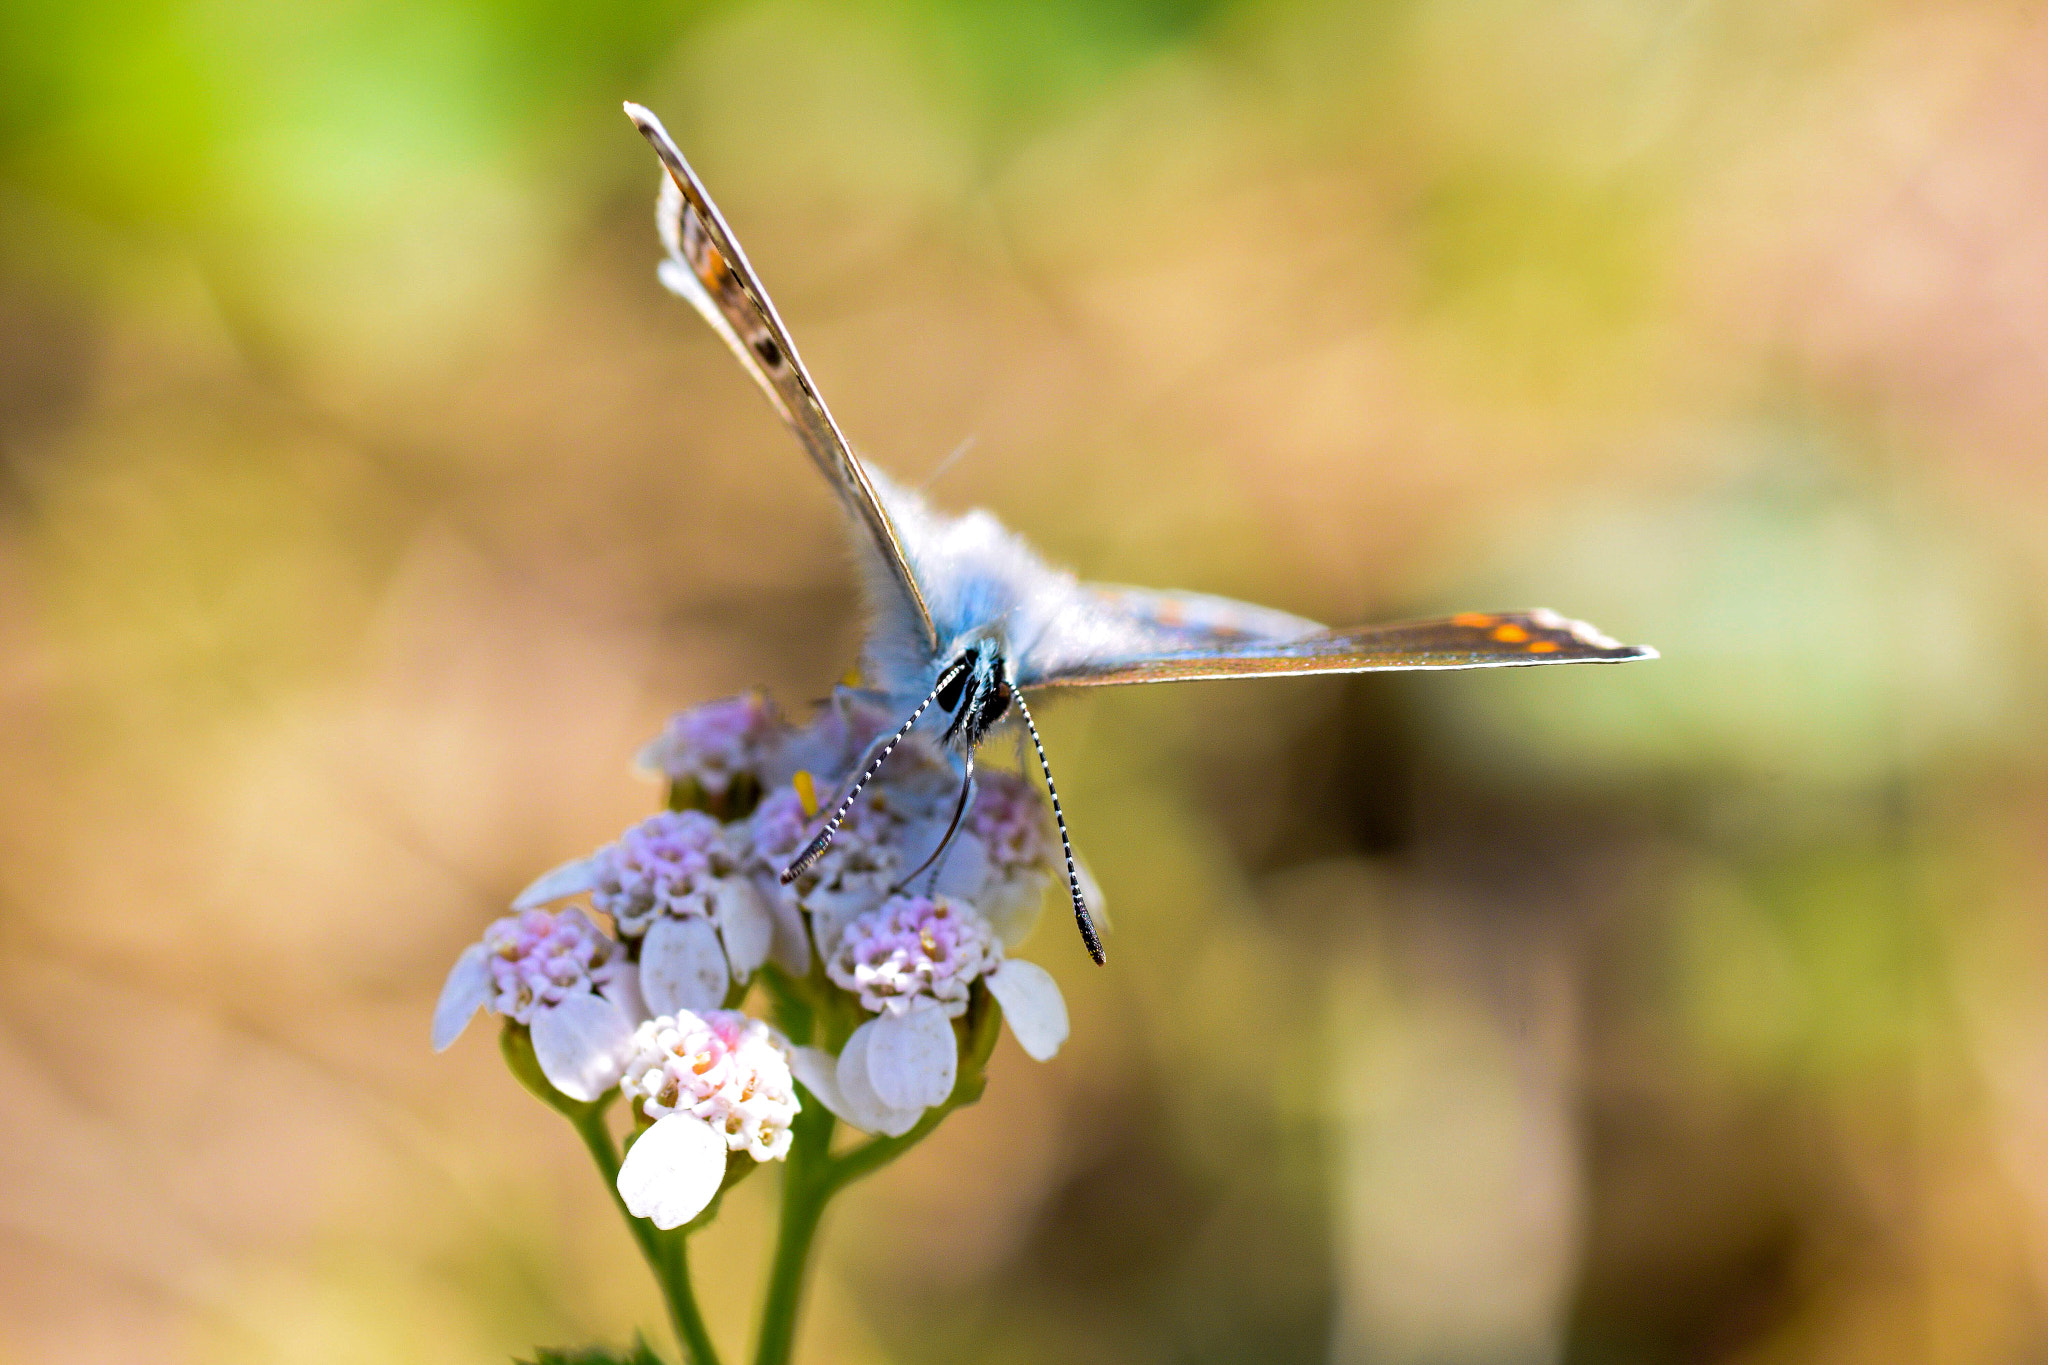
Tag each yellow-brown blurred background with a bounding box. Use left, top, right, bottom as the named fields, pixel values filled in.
left=6, top=0, right=2048, bottom=1361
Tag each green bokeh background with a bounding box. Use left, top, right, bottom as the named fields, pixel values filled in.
left=6, top=1, right=2048, bottom=1362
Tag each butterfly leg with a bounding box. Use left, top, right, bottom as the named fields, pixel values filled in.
left=1011, top=689, right=1105, bottom=965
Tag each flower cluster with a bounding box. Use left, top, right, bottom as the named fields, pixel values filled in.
left=433, top=907, right=644, bottom=1102
left=435, top=687, right=1077, bottom=1229
left=637, top=689, right=780, bottom=803
left=511, top=807, right=776, bottom=1018
left=616, top=1009, right=800, bottom=1229
left=791, top=894, right=1068, bottom=1136
left=593, top=808, right=745, bottom=937
left=488, top=907, right=631, bottom=1022
left=827, top=895, right=998, bottom=1017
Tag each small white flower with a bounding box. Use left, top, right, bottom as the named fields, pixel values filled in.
left=615, top=1010, right=800, bottom=1229
left=636, top=691, right=781, bottom=797
left=432, top=908, right=644, bottom=1102
left=800, top=895, right=1069, bottom=1134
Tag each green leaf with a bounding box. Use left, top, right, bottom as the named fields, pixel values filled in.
left=517, top=1332, right=666, bottom=1365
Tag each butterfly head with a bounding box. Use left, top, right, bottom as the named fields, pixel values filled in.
left=935, top=643, right=1013, bottom=752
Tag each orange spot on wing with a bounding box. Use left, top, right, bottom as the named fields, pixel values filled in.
left=1492, top=623, right=1530, bottom=643
left=1526, top=640, right=1560, bottom=653
left=1452, top=612, right=1496, bottom=628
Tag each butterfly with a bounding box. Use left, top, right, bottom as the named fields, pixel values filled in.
left=624, top=103, right=1656, bottom=965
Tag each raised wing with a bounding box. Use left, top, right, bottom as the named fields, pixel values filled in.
left=1020, top=598, right=1655, bottom=688
left=625, top=103, right=938, bottom=653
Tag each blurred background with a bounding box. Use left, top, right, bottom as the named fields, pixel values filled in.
left=5, top=0, right=2048, bottom=1361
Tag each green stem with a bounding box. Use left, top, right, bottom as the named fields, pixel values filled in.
left=656, top=1230, right=722, bottom=1365
left=752, top=998, right=1006, bottom=1365
left=822, top=1101, right=958, bottom=1193
left=753, top=1102, right=835, bottom=1365
left=503, top=1026, right=723, bottom=1365
left=566, top=1106, right=722, bottom=1365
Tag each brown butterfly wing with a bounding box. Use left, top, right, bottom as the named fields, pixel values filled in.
left=626, top=102, right=938, bottom=652
left=1021, top=596, right=1655, bottom=689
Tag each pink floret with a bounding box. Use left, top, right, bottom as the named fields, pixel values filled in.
left=482, top=907, right=625, bottom=1024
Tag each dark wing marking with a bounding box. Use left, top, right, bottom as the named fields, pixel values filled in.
left=1023, top=608, right=1656, bottom=688
left=625, top=102, right=938, bottom=652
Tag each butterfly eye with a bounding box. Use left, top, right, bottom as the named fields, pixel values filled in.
left=976, top=678, right=1012, bottom=732
left=935, top=656, right=972, bottom=713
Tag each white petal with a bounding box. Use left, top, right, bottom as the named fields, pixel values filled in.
left=600, top=960, right=649, bottom=1025
left=512, top=855, right=602, bottom=910
left=616, top=1113, right=728, bottom=1230
left=632, top=729, right=677, bottom=778
left=640, top=915, right=730, bottom=1017
left=865, top=1005, right=957, bottom=1110
left=432, top=943, right=492, bottom=1051
left=530, top=994, right=636, bottom=1101
left=711, top=877, right=773, bottom=979
left=834, top=1021, right=925, bottom=1137
left=984, top=959, right=1069, bottom=1061
left=786, top=1045, right=848, bottom=1116
left=761, top=880, right=811, bottom=975
left=978, top=872, right=1051, bottom=949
